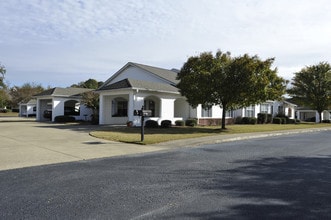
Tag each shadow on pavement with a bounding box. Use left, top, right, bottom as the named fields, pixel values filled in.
left=172, top=155, right=331, bottom=219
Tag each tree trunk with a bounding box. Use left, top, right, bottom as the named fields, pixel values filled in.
left=221, top=103, right=227, bottom=129
left=318, top=111, right=322, bottom=123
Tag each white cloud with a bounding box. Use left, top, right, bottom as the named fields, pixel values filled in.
left=1, top=0, right=331, bottom=87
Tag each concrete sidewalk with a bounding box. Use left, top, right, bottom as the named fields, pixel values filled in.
left=1, top=118, right=330, bottom=171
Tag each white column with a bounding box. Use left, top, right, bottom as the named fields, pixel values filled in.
left=99, top=94, right=104, bottom=124
left=36, top=99, right=41, bottom=121
left=160, top=98, right=175, bottom=120
left=127, top=92, right=134, bottom=122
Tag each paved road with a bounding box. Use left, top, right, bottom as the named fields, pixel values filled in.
left=1, top=130, right=330, bottom=219
left=1, top=119, right=330, bottom=171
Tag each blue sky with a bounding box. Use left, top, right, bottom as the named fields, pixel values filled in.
left=1, top=0, right=331, bottom=88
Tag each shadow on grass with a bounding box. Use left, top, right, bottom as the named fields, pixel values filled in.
left=166, top=156, right=331, bottom=219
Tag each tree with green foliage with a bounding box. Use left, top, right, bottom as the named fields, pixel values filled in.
left=71, top=78, right=103, bottom=89
left=0, top=89, right=10, bottom=109
left=0, top=63, right=6, bottom=89
left=72, top=78, right=103, bottom=123
left=9, top=83, right=45, bottom=108
left=0, top=63, right=8, bottom=108
left=81, top=91, right=100, bottom=124
left=81, top=91, right=99, bottom=115
left=177, top=51, right=287, bottom=129
left=287, top=62, right=331, bottom=123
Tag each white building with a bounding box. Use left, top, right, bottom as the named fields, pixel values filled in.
left=97, top=62, right=295, bottom=126
left=19, top=99, right=37, bottom=117
left=34, top=87, right=93, bottom=122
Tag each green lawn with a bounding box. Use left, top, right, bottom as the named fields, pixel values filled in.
left=90, top=123, right=331, bottom=145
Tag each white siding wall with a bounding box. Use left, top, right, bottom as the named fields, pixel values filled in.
left=52, top=98, right=64, bottom=121
left=110, top=66, right=167, bottom=84
left=212, top=105, right=222, bottom=118
left=160, top=98, right=175, bottom=120
left=174, top=98, right=189, bottom=118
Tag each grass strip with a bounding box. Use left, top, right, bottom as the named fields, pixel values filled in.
left=90, top=123, right=331, bottom=145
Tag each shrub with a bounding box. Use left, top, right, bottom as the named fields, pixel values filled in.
left=257, top=113, right=267, bottom=124
left=322, top=120, right=331, bottom=123
left=249, top=117, right=257, bottom=124
left=287, top=119, right=296, bottom=124
left=175, top=120, right=185, bottom=126
left=145, top=120, right=159, bottom=128
left=185, top=119, right=197, bottom=127
left=161, top=120, right=172, bottom=128
left=0, top=108, right=8, bottom=113
left=238, top=117, right=257, bottom=125
left=54, top=115, right=76, bottom=123
left=273, top=117, right=282, bottom=124
left=235, top=116, right=242, bottom=124
left=257, top=113, right=272, bottom=124
left=241, top=117, right=250, bottom=124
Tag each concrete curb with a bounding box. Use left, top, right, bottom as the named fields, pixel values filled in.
left=153, top=127, right=331, bottom=149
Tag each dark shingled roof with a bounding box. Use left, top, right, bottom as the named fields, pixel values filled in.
left=34, top=87, right=93, bottom=97
left=98, top=78, right=179, bottom=93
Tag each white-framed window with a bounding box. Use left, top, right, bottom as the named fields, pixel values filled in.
left=260, top=104, right=269, bottom=114
left=225, top=110, right=233, bottom=118
left=245, top=105, right=255, bottom=117
left=144, top=99, right=156, bottom=117
left=112, top=98, right=128, bottom=117
left=201, top=107, right=212, bottom=117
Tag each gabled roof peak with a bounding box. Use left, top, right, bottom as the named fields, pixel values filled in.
left=99, top=62, right=179, bottom=90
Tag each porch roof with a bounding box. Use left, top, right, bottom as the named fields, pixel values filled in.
left=97, top=78, right=180, bottom=93
left=34, top=87, right=93, bottom=98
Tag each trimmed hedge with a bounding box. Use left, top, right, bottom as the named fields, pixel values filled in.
left=235, top=116, right=242, bottom=124
left=175, top=120, right=185, bottom=126
left=272, top=117, right=281, bottom=124
left=257, top=113, right=272, bottom=124
left=145, top=120, right=159, bottom=128
left=54, top=115, right=76, bottom=123
left=185, top=119, right=197, bottom=127
left=161, top=120, right=172, bottom=128
left=240, top=117, right=257, bottom=124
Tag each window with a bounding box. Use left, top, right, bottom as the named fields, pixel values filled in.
left=278, top=106, right=284, bottom=115
left=144, top=100, right=156, bottom=117
left=225, top=110, right=233, bottom=118
left=112, top=98, right=128, bottom=117
left=245, top=105, right=255, bottom=117
left=201, top=107, right=212, bottom=117
left=260, top=104, right=269, bottom=114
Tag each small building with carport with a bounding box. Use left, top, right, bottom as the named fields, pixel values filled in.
left=19, top=99, right=37, bottom=117
left=33, top=87, right=93, bottom=122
